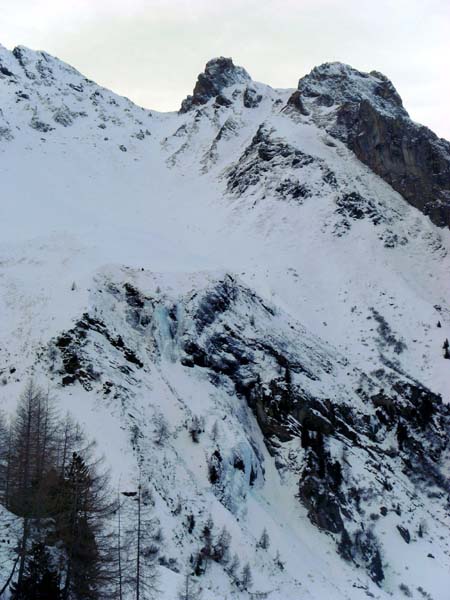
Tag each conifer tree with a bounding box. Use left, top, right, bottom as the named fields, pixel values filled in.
left=58, top=450, right=116, bottom=600
left=274, top=550, right=285, bottom=571
left=119, top=479, right=160, bottom=600
left=10, top=381, right=48, bottom=596
left=178, top=572, right=201, bottom=600
left=210, top=421, right=219, bottom=442
left=213, top=526, right=231, bottom=564
left=201, top=516, right=214, bottom=559
left=0, top=382, right=118, bottom=600
left=240, top=562, right=253, bottom=591
left=153, top=414, right=170, bottom=446
left=10, top=542, right=61, bottom=600
left=227, top=553, right=240, bottom=579
left=257, top=527, right=270, bottom=550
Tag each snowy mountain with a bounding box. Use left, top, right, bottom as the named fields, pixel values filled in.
left=0, top=45, right=449, bottom=599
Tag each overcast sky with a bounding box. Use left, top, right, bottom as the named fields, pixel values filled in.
left=2, top=0, right=449, bottom=139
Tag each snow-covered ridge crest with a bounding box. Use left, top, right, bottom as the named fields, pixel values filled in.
left=295, top=61, right=406, bottom=118
left=0, top=41, right=152, bottom=145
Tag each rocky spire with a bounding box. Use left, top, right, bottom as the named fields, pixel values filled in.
left=180, top=57, right=251, bottom=113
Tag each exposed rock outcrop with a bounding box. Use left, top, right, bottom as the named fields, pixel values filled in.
left=334, top=100, right=450, bottom=227
left=296, top=62, right=405, bottom=117
left=180, top=57, right=251, bottom=113
left=49, top=271, right=450, bottom=586
left=293, top=62, right=450, bottom=228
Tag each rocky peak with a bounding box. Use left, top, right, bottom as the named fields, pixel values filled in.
left=180, top=57, right=251, bottom=113
left=290, top=62, right=450, bottom=228
left=295, top=62, right=406, bottom=118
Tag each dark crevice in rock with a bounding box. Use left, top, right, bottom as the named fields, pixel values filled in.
left=0, top=65, right=14, bottom=77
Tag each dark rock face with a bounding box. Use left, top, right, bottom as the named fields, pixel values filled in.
left=334, top=100, right=450, bottom=228
left=335, top=192, right=383, bottom=225
left=46, top=273, right=450, bottom=587
left=227, top=124, right=318, bottom=199
left=286, top=90, right=310, bottom=116
left=243, top=86, right=262, bottom=109
left=227, top=124, right=342, bottom=207
left=180, top=57, right=251, bottom=113
left=397, top=525, right=411, bottom=544
left=52, top=309, right=143, bottom=390
left=171, top=277, right=449, bottom=584
left=12, top=46, right=55, bottom=83
left=294, top=62, right=450, bottom=228
left=0, top=64, right=14, bottom=78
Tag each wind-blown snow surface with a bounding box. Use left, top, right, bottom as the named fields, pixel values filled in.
left=0, top=45, right=449, bottom=599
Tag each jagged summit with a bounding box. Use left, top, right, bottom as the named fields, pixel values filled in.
left=295, top=61, right=406, bottom=118
left=179, top=57, right=407, bottom=120
left=179, top=56, right=251, bottom=112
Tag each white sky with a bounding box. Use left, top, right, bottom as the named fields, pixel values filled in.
left=1, top=0, right=449, bottom=139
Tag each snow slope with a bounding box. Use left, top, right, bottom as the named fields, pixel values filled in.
left=0, top=46, right=449, bottom=599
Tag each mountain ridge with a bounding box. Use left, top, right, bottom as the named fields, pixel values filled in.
left=0, top=43, right=449, bottom=600
left=2, top=43, right=449, bottom=226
